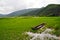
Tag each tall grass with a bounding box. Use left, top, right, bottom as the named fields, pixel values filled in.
left=0, top=17, right=60, bottom=40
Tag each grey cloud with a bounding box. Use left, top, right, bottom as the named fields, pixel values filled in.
left=0, top=0, right=60, bottom=14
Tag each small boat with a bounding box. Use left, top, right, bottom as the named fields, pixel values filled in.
left=32, top=23, right=45, bottom=30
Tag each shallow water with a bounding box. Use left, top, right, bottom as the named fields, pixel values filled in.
left=26, top=29, right=60, bottom=40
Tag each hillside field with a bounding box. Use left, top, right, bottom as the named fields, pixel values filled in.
left=0, top=17, right=60, bottom=40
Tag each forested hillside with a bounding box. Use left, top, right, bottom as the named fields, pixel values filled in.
left=21, top=4, right=60, bottom=16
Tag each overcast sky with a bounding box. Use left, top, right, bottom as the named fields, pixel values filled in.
left=0, top=0, right=60, bottom=14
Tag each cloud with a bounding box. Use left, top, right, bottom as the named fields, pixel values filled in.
left=0, top=0, right=60, bottom=14
left=26, top=0, right=60, bottom=8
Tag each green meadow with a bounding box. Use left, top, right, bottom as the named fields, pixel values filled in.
left=0, top=17, right=60, bottom=40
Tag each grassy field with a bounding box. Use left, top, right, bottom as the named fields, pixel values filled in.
left=0, top=17, right=60, bottom=40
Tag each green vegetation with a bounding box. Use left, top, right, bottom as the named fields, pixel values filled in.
left=0, top=17, right=60, bottom=40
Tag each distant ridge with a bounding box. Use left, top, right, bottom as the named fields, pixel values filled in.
left=0, top=14, right=4, bottom=17
left=0, top=4, right=60, bottom=17
left=20, top=4, right=60, bottom=16
left=6, top=8, right=39, bottom=17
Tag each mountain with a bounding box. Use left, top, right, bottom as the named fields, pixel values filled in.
left=7, top=8, right=39, bottom=17
left=21, top=4, right=60, bottom=16
left=20, top=8, right=44, bottom=16
left=0, top=14, right=4, bottom=17
left=0, top=4, right=60, bottom=17
left=38, top=4, right=60, bottom=16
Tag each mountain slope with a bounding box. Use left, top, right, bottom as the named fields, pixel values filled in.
left=20, top=8, right=44, bottom=16
left=7, top=8, right=39, bottom=17
left=0, top=14, right=4, bottom=17
left=38, top=4, right=60, bottom=16
left=21, top=4, right=60, bottom=16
